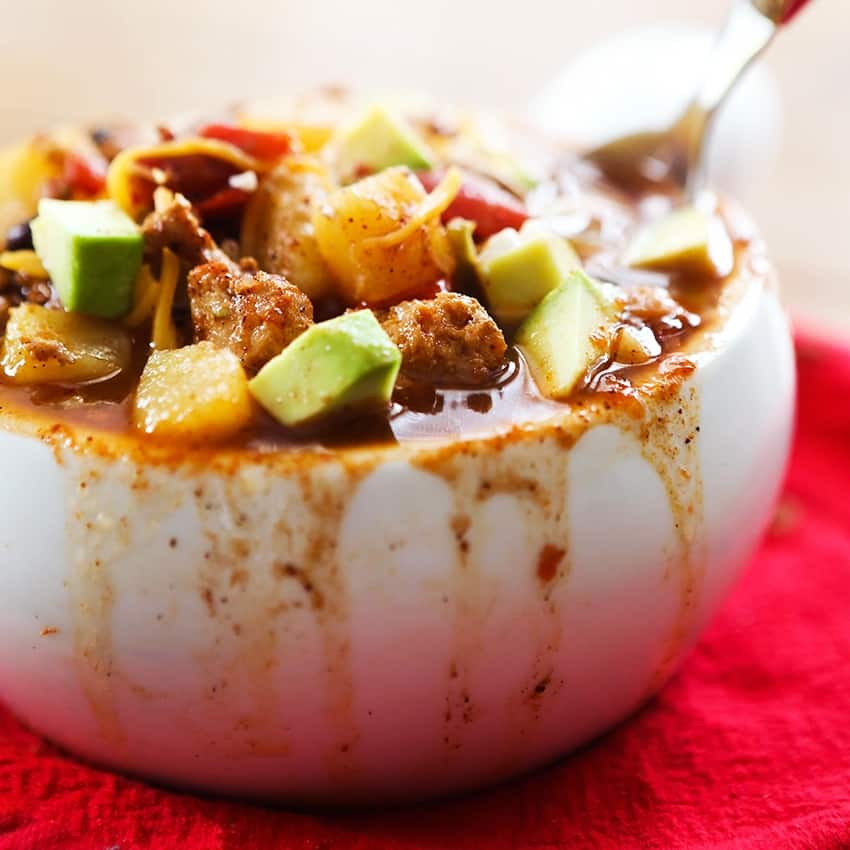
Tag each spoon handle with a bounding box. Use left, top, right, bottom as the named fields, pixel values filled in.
left=675, top=0, right=776, bottom=197
left=693, top=1, right=778, bottom=118
left=679, top=0, right=810, bottom=197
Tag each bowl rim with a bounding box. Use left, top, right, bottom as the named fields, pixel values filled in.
left=0, top=206, right=773, bottom=474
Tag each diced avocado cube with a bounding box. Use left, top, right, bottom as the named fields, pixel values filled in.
left=623, top=206, right=733, bottom=277
left=472, top=146, right=541, bottom=196
left=249, top=309, right=402, bottom=427
left=333, top=105, right=434, bottom=177
left=31, top=199, right=143, bottom=319
left=479, top=220, right=582, bottom=328
left=516, top=270, right=618, bottom=400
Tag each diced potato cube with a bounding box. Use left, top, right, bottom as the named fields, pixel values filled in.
left=0, top=141, right=57, bottom=235
left=133, top=342, right=253, bottom=440
left=614, top=324, right=662, bottom=364
left=1, top=303, right=131, bottom=384
left=241, top=156, right=335, bottom=299
left=312, top=166, right=453, bottom=305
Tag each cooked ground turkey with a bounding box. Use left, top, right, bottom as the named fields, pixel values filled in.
left=0, top=268, right=60, bottom=330
left=188, top=261, right=313, bottom=375
left=143, top=193, right=313, bottom=373
left=141, top=193, right=222, bottom=269
left=376, top=291, right=507, bottom=389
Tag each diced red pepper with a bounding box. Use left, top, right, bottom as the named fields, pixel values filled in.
left=196, top=186, right=251, bottom=220
left=198, top=124, right=293, bottom=161
left=62, top=152, right=107, bottom=198
left=136, top=153, right=240, bottom=209
left=418, top=170, right=528, bottom=240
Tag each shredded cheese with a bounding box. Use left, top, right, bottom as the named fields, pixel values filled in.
left=153, top=186, right=176, bottom=213
left=124, top=264, right=161, bottom=328
left=362, top=167, right=462, bottom=250
left=151, top=248, right=180, bottom=350
left=107, top=138, right=263, bottom=219
left=0, top=250, right=48, bottom=278
left=286, top=155, right=328, bottom=175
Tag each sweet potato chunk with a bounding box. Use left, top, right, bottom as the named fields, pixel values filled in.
left=1, top=303, right=130, bottom=384
left=241, top=156, right=335, bottom=298
left=313, top=166, right=453, bottom=306
left=133, top=342, right=252, bottom=440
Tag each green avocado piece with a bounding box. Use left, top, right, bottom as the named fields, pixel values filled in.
left=623, top=206, right=733, bottom=277
left=31, top=199, right=143, bottom=319
left=479, top=221, right=582, bottom=328
left=446, top=218, right=481, bottom=292
left=516, top=269, right=618, bottom=400
left=474, top=148, right=540, bottom=196
left=333, top=105, right=434, bottom=177
left=249, top=309, right=402, bottom=427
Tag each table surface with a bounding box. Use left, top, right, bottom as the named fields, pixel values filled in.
left=0, top=0, right=846, bottom=336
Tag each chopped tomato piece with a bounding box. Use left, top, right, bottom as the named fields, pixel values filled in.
left=196, top=186, right=251, bottom=220
left=134, top=153, right=240, bottom=213
left=62, top=152, right=107, bottom=198
left=418, top=170, right=528, bottom=240
left=198, top=124, right=293, bottom=161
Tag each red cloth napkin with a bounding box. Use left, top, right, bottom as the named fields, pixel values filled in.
left=2, top=332, right=850, bottom=850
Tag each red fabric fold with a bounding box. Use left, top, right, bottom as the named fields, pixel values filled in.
left=2, top=332, right=849, bottom=850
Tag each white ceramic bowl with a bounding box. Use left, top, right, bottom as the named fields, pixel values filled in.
left=0, top=234, right=794, bottom=804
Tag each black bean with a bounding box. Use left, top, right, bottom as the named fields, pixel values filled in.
left=90, top=127, right=111, bottom=146
left=4, top=221, right=32, bottom=252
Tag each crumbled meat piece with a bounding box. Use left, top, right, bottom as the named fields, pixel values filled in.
left=188, top=261, right=313, bottom=374
left=141, top=193, right=223, bottom=268
left=145, top=192, right=313, bottom=373
left=376, top=291, right=507, bottom=389
left=0, top=269, right=59, bottom=310
left=22, top=279, right=55, bottom=306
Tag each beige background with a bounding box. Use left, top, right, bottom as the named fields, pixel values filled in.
left=0, top=0, right=847, bottom=337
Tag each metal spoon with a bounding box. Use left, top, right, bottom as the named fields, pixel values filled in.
left=585, top=0, right=812, bottom=198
